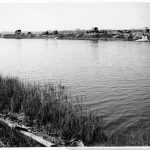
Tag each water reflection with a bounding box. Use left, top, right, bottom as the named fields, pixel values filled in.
left=16, top=39, right=22, bottom=50
left=90, top=40, right=100, bottom=62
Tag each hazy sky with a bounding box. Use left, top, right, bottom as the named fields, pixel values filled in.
left=0, top=2, right=150, bottom=31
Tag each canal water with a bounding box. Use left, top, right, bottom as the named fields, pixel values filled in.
left=0, top=39, right=150, bottom=134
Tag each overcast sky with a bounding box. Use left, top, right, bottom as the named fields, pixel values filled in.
left=0, top=2, right=149, bottom=31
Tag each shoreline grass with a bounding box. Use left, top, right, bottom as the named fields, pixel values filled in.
left=0, top=75, right=108, bottom=146
left=1, top=75, right=150, bottom=146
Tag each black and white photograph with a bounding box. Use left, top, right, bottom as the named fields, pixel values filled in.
left=0, top=0, right=150, bottom=148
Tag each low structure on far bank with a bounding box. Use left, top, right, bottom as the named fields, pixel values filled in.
left=1, top=27, right=150, bottom=41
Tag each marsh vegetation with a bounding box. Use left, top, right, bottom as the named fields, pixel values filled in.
left=0, top=75, right=150, bottom=146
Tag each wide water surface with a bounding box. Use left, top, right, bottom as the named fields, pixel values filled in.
left=0, top=39, right=150, bottom=134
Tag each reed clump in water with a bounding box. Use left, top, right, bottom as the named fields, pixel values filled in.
left=0, top=75, right=107, bottom=145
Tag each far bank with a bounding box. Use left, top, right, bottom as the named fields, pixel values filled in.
left=1, top=27, right=150, bottom=42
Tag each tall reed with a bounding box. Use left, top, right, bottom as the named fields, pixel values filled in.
left=0, top=75, right=107, bottom=145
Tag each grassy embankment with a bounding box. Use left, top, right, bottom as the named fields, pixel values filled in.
left=0, top=75, right=108, bottom=146
left=0, top=75, right=150, bottom=146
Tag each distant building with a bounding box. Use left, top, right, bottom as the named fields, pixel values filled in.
left=15, top=30, right=21, bottom=35
left=52, top=30, right=58, bottom=35
left=142, top=27, right=150, bottom=39
left=145, top=27, right=149, bottom=33
left=41, top=31, right=49, bottom=35
left=27, top=32, right=32, bottom=35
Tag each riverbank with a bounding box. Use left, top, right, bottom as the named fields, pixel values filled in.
left=0, top=75, right=108, bottom=146
left=1, top=75, right=150, bottom=146
left=1, top=28, right=150, bottom=41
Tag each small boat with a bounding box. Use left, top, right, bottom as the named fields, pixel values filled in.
left=135, top=36, right=149, bottom=42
